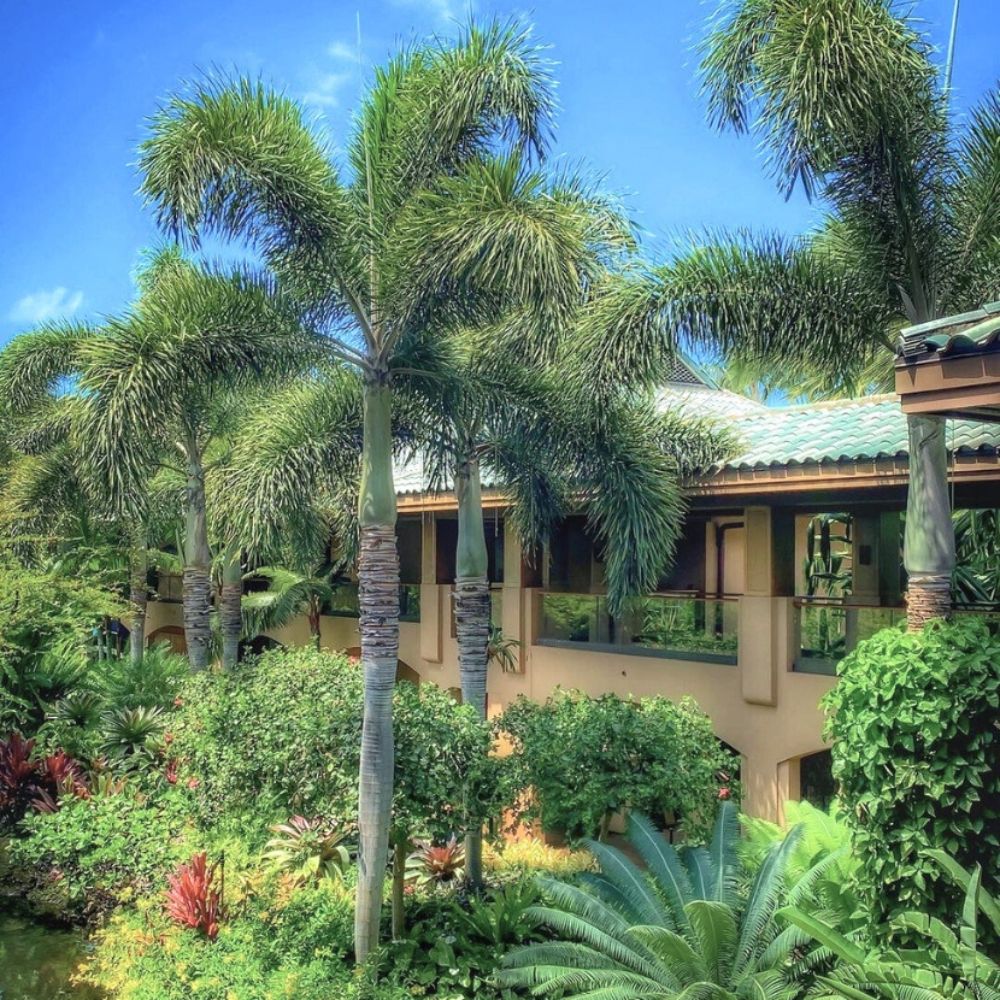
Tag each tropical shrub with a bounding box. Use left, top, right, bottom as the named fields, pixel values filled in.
left=4, top=784, right=194, bottom=922
left=95, top=643, right=189, bottom=712
left=499, top=803, right=822, bottom=1000
left=824, top=618, right=1000, bottom=927
left=498, top=690, right=736, bottom=842
left=99, top=705, right=167, bottom=765
left=483, top=838, right=595, bottom=878
left=391, top=881, right=542, bottom=997
left=0, top=561, right=123, bottom=731
left=172, top=647, right=502, bottom=844
left=82, top=878, right=384, bottom=1000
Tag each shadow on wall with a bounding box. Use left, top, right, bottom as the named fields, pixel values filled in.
left=344, top=646, right=420, bottom=686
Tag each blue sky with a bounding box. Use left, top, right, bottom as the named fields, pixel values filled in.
left=1, top=0, right=995, bottom=346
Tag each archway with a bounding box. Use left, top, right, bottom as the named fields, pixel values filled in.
left=799, top=749, right=835, bottom=810
left=239, top=634, right=286, bottom=660
left=146, top=626, right=186, bottom=655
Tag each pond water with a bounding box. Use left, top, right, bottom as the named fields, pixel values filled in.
left=0, top=915, right=102, bottom=999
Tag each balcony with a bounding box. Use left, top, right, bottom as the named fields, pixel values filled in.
left=537, top=592, right=739, bottom=664
left=326, top=582, right=421, bottom=623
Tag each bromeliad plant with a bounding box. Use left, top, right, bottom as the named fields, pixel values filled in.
left=264, top=815, right=352, bottom=885
left=500, top=803, right=823, bottom=1000
left=405, top=837, right=467, bottom=888
left=165, top=852, right=223, bottom=941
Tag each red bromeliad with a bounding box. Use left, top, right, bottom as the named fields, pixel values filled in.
left=165, top=853, right=223, bottom=940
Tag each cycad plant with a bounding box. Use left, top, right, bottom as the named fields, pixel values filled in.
left=781, top=851, right=1000, bottom=1000
left=500, top=803, right=816, bottom=1000
left=138, top=21, right=633, bottom=956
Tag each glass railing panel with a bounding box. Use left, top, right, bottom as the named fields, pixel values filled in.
left=795, top=601, right=905, bottom=674
left=538, top=592, right=737, bottom=662
left=399, top=584, right=421, bottom=623
left=327, top=582, right=360, bottom=617
left=628, top=595, right=739, bottom=660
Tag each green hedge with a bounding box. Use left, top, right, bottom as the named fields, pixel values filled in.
left=824, top=617, right=1000, bottom=926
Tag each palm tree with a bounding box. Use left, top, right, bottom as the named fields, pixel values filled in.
left=79, top=249, right=311, bottom=670
left=242, top=562, right=344, bottom=651
left=499, top=803, right=817, bottom=1000
left=592, top=1, right=998, bottom=629
left=137, top=21, right=626, bottom=956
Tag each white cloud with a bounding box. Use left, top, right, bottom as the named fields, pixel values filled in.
left=7, top=287, right=84, bottom=324
left=302, top=71, right=353, bottom=108
left=390, top=0, right=473, bottom=23
left=327, top=40, right=357, bottom=61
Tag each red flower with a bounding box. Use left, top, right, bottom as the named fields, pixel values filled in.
left=164, top=732, right=174, bottom=745
left=187, top=777, right=200, bottom=790
left=718, top=787, right=731, bottom=801
left=165, top=760, right=179, bottom=785
left=173, top=697, right=184, bottom=708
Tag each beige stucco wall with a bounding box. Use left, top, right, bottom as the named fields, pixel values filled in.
left=143, top=503, right=836, bottom=823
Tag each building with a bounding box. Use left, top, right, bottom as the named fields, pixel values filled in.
left=144, top=337, right=1000, bottom=822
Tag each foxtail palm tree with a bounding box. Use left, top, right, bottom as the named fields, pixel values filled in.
left=138, top=21, right=625, bottom=956
left=590, top=1, right=998, bottom=628
left=78, top=250, right=312, bottom=669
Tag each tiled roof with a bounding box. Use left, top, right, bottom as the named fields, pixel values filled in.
left=394, top=381, right=1000, bottom=495
left=713, top=394, right=1000, bottom=472
left=898, top=302, right=1000, bottom=359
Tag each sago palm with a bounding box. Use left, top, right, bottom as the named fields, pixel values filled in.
left=592, top=0, right=999, bottom=628
left=138, top=21, right=627, bottom=956
left=500, top=802, right=812, bottom=1000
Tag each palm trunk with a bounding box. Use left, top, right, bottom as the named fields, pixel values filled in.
left=219, top=545, right=242, bottom=671
left=354, top=381, right=399, bottom=965
left=904, top=414, right=955, bottom=630
left=182, top=443, right=213, bottom=671
left=129, top=534, right=148, bottom=666
left=454, top=453, right=490, bottom=890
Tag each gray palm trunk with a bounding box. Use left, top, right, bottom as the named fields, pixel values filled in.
left=182, top=442, right=213, bottom=671
left=129, top=544, right=148, bottom=665
left=453, top=453, right=490, bottom=889
left=219, top=546, right=243, bottom=670
left=904, top=413, right=956, bottom=629
left=354, top=382, right=400, bottom=964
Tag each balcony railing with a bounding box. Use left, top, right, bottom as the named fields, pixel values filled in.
left=326, top=582, right=421, bottom=623
left=795, top=599, right=904, bottom=675
left=537, top=592, right=738, bottom=664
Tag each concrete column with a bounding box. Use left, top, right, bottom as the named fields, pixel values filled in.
left=738, top=506, right=795, bottom=707
left=419, top=512, right=443, bottom=664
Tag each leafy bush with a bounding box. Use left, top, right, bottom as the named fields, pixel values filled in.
left=81, top=878, right=384, bottom=1000
left=498, top=690, right=736, bottom=842
left=483, top=838, right=594, bottom=878
left=499, top=804, right=825, bottom=1000
left=824, top=618, right=1000, bottom=926
left=390, top=881, right=542, bottom=997
left=4, top=785, right=195, bottom=922
left=172, top=647, right=502, bottom=844
left=0, top=561, right=123, bottom=731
